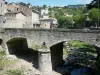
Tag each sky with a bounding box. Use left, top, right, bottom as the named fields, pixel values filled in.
left=6, top=0, right=93, bottom=6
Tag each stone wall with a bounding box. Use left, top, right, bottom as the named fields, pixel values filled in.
left=1, top=28, right=100, bottom=48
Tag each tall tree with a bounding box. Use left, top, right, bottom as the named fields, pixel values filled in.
left=88, top=8, right=100, bottom=27
left=73, top=14, right=85, bottom=28
left=87, top=0, right=100, bottom=9
left=43, top=5, right=47, bottom=9
left=57, top=16, right=73, bottom=28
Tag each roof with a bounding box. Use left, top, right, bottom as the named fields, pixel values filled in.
left=5, top=3, right=32, bottom=16
left=32, top=9, right=39, bottom=14
left=39, top=18, right=55, bottom=21
left=5, top=12, right=27, bottom=16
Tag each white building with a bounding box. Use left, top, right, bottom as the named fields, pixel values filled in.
left=40, top=8, right=49, bottom=18
left=39, top=7, right=58, bottom=29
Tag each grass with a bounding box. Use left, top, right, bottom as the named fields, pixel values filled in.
left=63, top=48, right=69, bottom=57
left=0, top=50, right=19, bottom=70
left=68, top=40, right=89, bottom=48
left=0, top=58, right=19, bottom=70
left=68, top=40, right=96, bottom=52
left=0, top=50, right=5, bottom=57
left=6, top=69, right=24, bottom=75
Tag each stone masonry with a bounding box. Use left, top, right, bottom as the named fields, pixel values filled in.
left=0, top=28, right=100, bottom=73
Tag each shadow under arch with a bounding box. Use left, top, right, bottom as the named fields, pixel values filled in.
left=0, top=38, right=3, bottom=51
left=0, top=39, right=3, bottom=45
left=6, top=37, right=39, bottom=69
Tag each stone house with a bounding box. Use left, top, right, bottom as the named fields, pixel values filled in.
left=2, top=12, right=28, bottom=28
left=32, top=10, right=40, bottom=28
left=0, top=1, right=33, bottom=28
left=39, top=18, right=57, bottom=29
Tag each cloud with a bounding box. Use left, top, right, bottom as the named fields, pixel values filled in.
left=76, top=0, right=92, bottom=4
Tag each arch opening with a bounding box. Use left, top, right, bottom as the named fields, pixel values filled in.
left=7, top=38, right=28, bottom=55
left=0, top=39, right=3, bottom=45
left=6, top=37, right=39, bottom=69
left=0, top=39, right=3, bottom=52
left=50, top=40, right=99, bottom=75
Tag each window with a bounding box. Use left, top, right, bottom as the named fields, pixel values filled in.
left=1, top=3, right=3, bottom=7
left=33, top=24, right=35, bottom=28
left=17, top=8, right=19, bottom=11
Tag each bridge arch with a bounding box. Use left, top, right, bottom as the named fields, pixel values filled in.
left=6, top=37, right=39, bottom=69
left=6, top=37, right=28, bottom=55
left=0, top=38, right=3, bottom=51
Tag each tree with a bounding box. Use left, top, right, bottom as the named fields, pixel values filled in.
left=43, top=5, right=47, bottom=9
left=73, top=9, right=83, bottom=15
left=88, top=8, right=100, bottom=27
left=57, top=16, right=73, bottom=28
left=87, top=0, right=100, bottom=9
left=73, top=14, right=85, bottom=28
left=18, top=2, right=28, bottom=7
left=18, top=2, right=31, bottom=7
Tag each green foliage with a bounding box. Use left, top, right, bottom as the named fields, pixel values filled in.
left=87, top=0, right=100, bottom=9
left=49, top=6, right=87, bottom=29
left=67, top=40, right=97, bottom=66
left=6, top=69, right=24, bottom=75
left=68, top=40, right=96, bottom=53
left=43, top=5, right=47, bottom=9
left=0, top=51, right=6, bottom=70
left=94, top=56, right=100, bottom=75
left=18, top=2, right=30, bottom=7
left=57, top=16, right=73, bottom=28
left=88, top=8, right=100, bottom=22
left=73, top=14, right=85, bottom=28
left=69, top=40, right=88, bottom=48
left=0, top=58, right=19, bottom=70
left=0, top=51, right=5, bottom=57
left=73, top=9, right=83, bottom=15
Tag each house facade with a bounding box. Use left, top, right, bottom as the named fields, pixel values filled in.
left=32, top=10, right=40, bottom=28
left=2, top=12, right=27, bottom=28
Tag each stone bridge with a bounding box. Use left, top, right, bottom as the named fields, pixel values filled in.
left=0, top=28, right=100, bottom=74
